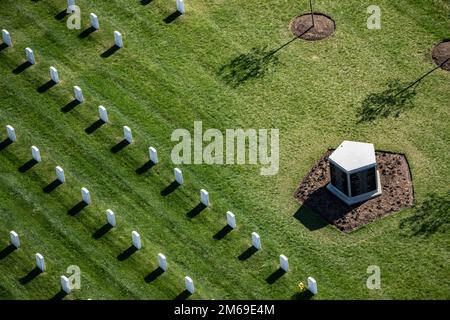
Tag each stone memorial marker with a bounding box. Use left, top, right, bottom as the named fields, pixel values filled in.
left=6, top=125, right=16, bottom=142
left=114, top=31, right=123, bottom=48
left=9, top=231, right=20, bottom=248
left=226, top=211, right=236, bottom=229
left=49, top=67, right=60, bottom=83
left=123, top=126, right=132, bottom=143
left=61, top=275, right=71, bottom=294
left=200, top=189, right=209, bottom=207
left=36, top=253, right=45, bottom=272
left=81, top=187, right=91, bottom=204
left=25, top=48, right=35, bottom=65
left=132, top=231, right=141, bottom=249
left=279, top=255, right=289, bottom=272
left=308, top=277, right=318, bottom=295
left=55, top=166, right=65, bottom=183
left=157, top=253, right=167, bottom=271
left=98, top=106, right=108, bottom=123
left=185, top=276, right=195, bottom=294
left=251, top=232, right=261, bottom=250
left=73, top=86, right=84, bottom=102
left=90, top=13, right=99, bottom=30
left=31, top=146, right=41, bottom=162
left=176, top=0, right=185, bottom=14
left=2, top=29, right=12, bottom=47
left=174, top=168, right=183, bottom=185
left=106, top=209, right=116, bottom=227
left=67, top=0, right=75, bottom=8
left=149, top=147, right=158, bottom=164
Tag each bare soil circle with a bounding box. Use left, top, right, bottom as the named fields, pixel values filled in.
left=290, top=13, right=335, bottom=41
left=432, top=40, right=450, bottom=71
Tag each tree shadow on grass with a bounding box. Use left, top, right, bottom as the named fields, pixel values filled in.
left=399, top=191, right=450, bottom=237
left=144, top=267, right=164, bottom=283
left=0, top=244, right=16, bottom=260
left=19, top=267, right=42, bottom=285
left=357, top=79, right=418, bottom=123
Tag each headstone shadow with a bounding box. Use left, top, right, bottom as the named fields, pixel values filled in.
left=19, top=267, right=42, bottom=285
left=18, top=159, right=38, bottom=173
left=140, top=0, right=153, bottom=5
left=111, top=139, right=130, bottom=153
left=0, top=43, right=8, bottom=52
left=68, top=201, right=88, bottom=216
left=135, top=160, right=155, bottom=174
left=37, top=80, right=57, bottom=93
left=85, top=119, right=105, bottom=135
left=144, top=267, right=164, bottom=283
left=265, top=268, right=286, bottom=284
left=174, top=289, right=191, bottom=300
left=117, top=245, right=138, bottom=261
left=78, top=26, right=96, bottom=39
left=186, top=203, right=207, bottom=218
left=160, top=181, right=180, bottom=196
left=50, top=290, right=68, bottom=300
left=291, top=290, right=314, bottom=300
left=213, top=225, right=233, bottom=240
left=0, top=138, right=13, bottom=151
left=0, top=244, right=16, bottom=260
left=54, top=10, right=68, bottom=21
left=238, top=246, right=258, bottom=261
left=101, top=45, right=120, bottom=58
left=92, top=223, right=113, bottom=239
left=13, top=61, right=32, bottom=74
left=61, top=99, right=81, bottom=113
left=43, top=179, right=63, bottom=194
left=164, top=11, right=182, bottom=24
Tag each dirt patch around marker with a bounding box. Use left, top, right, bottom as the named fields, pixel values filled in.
left=290, top=13, right=335, bottom=41
left=432, top=40, right=450, bottom=71
left=294, top=150, right=414, bottom=233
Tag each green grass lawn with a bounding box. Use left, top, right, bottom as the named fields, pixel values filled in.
left=0, top=0, right=449, bottom=300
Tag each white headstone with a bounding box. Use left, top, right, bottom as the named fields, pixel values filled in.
left=2, top=29, right=12, bottom=47
left=174, top=168, right=184, bottom=185
left=157, top=253, right=167, bottom=271
left=251, top=232, right=261, bottom=250
left=31, top=146, right=41, bottom=162
left=81, top=187, right=91, bottom=204
left=123, top=126, right=132, bottom=143
left=308, top=277, right=318, bottom=295
left=176, top=0, right=185, bottom=14
left=73, top=86, right=84, bottom=102
left=67, top=0, right=75, bottom=8
left=226, top=211, right=236, bottom=229
left=114, top=31, right=123, bottom=48
left=90, top=13, right=99, bottom=30
left=56, top=166, right=65, bottom=183
left=149, top=147, right=158, bottom=164
left=98, top=105, right=108, bottom=123
left=6, top=125, right=16, bottom=142
left=25, top=47, right=35, bottom=65
left=49, top=66, right=60, bottom=83
left=106, top=209, right=116, bottom=227
left=61, top=275, right=71, bottom=294
left=132, top=231, right=141, bottom=249
left=200, top=189, right=209, bottom=207
left=185, top=276, right=195, bottom=294
left=9, top=231, right=20, bottom=248
left=36, top=253, right=45, bottom=271
left=279, top=255, right=289, bottom=272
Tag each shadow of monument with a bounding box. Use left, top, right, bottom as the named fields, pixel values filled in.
left=144, top=267, right=164, bottom=283
left=265, top=268, right=286, bottom=284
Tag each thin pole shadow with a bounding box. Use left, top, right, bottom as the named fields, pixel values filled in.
left=238, top=246, right=258, bottom=261
left=291, top=290, right=314, bottom=300
left=19, top=267, right=42, bottom=285
left=135, top=160, right=155, bottom=174
left=186, top=203, right=207, bottom=218
left=0, top=138, right=13, bottom=151
left=43, top=179, right=63, bottom=193
left=111, top=139, right=130, bottom=153
left=144, top=267, right=164, bottom=283
left=13, top=61, right=32, bottom=74
left=92, top=223, right=113, bottom=239
left=50, top=290, right=68, bottom=300
left=265, top=268, right=286, bottom=284
left=101, top=45, right=120, bottom=58
left=85, top=119, right=105, bottom=134
left=213, top=225, right=233, bottom=240
left=164, top=11, right=182, bottom=24
left=55, top=10, right=68, bottom=21
left=61, top=99, right=81, bottom=113
left=68, top=201, right=88, bottom=216
left=140, top=0, right=153, bottom=5
left=78, top=26, right=96, bottom=39
left=0, top=43, right=8, bottom=52
left=160, top=181, right=180, bottom=196
left=0, top=244, right=16, bottom=260
left=174, top=289, right=191, bottom=300
left=117, top=245, right=138, bottom=261
left=18, top=159, right=38, bottom=173
left=37, top=80, right=57, bottom=93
